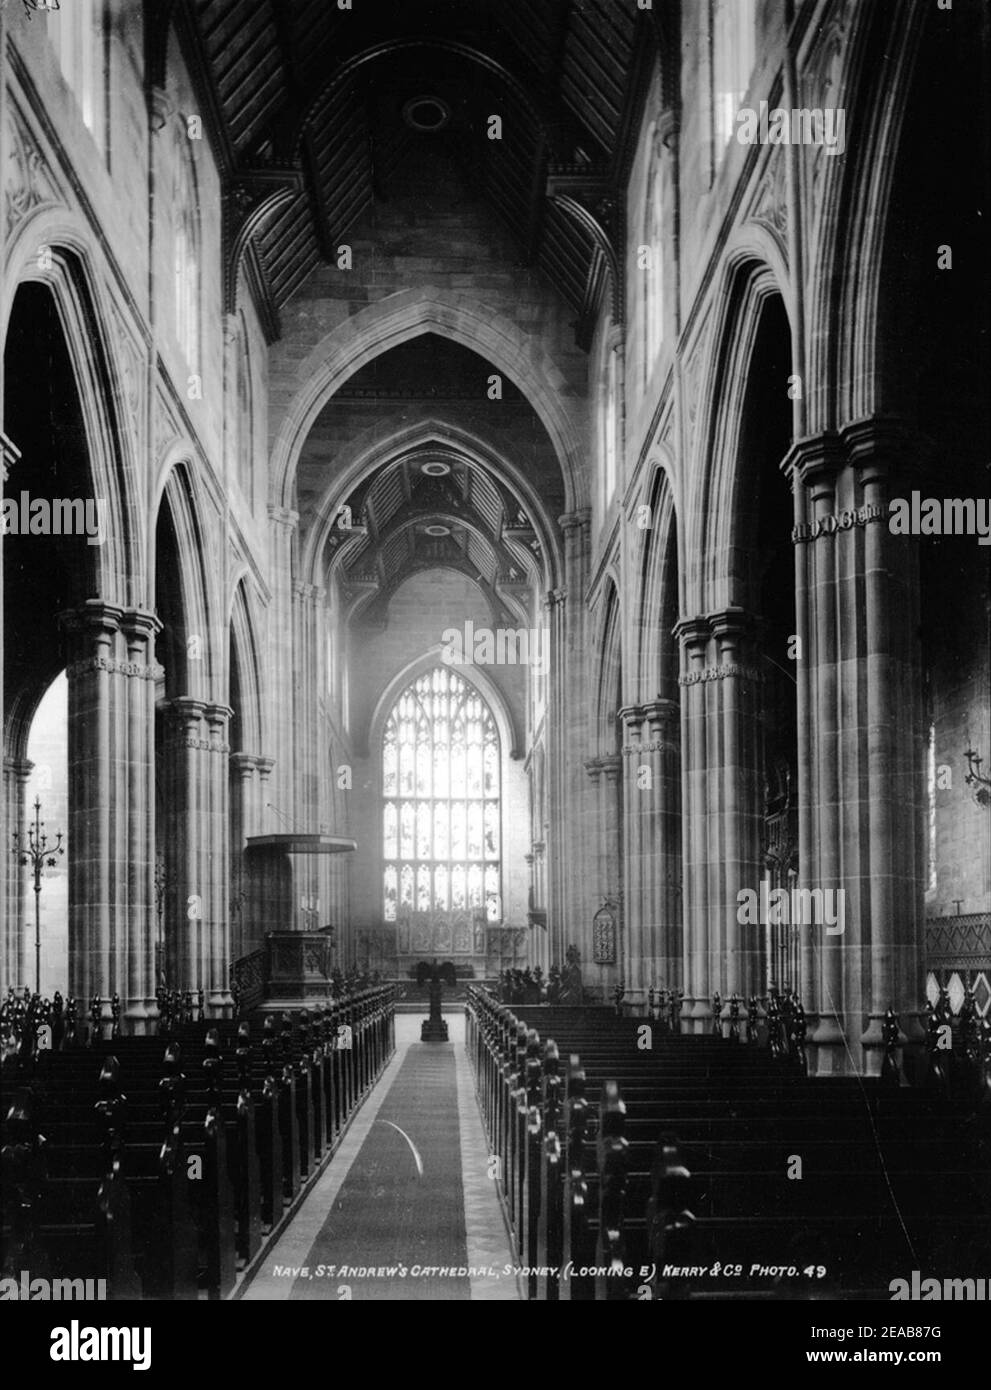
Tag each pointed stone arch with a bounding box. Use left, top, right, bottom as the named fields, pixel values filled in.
left=688, top=256, right=793, bottom=616
left=270, top=288, right=587, bottom=515
left=228, top=577, right=265, bottom=757
left=302, top=417, right=564, bottom=594
left=593, top=576, right=624, bottom=756
left=632, top=454, right=680, bottom=705
left=1, top=233, right=141, bottom=606
left=153, top=458, right=217, bottom=700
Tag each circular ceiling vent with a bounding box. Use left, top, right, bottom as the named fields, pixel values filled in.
left=403, top=96, right=451, bottom=133
left=423, top=523, right=451, bottom=537
left=420, top=460, right=451, bottom=476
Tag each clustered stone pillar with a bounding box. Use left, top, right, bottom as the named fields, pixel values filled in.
left=159, top=696, right=233, bottom=1015
left=676, top=608, right=765, bottom=1032
left=620, top=706, right=646, bottom=1003
left=620, top=699, right=681, bottom=1005
left=267, top=505, right=298, bottom=821
left=229, top=751, right=274, bottom=959
left=553, top=509, right=592, bottom=969
left=293, top=580, right=325, bottom=930
left=60, top=601, right=160, bottom=1029
left=541, top=587, right=564, bottom=964
left=787, top=422, right=926, bottom=1075
left=583, top=753, right=622, bottom=993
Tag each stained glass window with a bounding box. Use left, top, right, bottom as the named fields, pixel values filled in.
left=383, top=668, right=501, bottom=923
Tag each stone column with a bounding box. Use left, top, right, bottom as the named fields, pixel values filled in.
left=541, top=587, right=565, bottom=966
left=789, top=434, right=847, bottom=1067
left=676, top=610, right=764, bottom=1031
left=232, top=753, right=275, bottom=958
left=676, top=616, right=714, bottom=1031
left=543, top=584, right=566, bottom=969
left=229, top=751, right=255, bottom=960
left=57, top=603, right=161, bottom=1023
left=160, top=696, right=206, bottom=996
left=292, top=581, right=324, bottom=927
left=787, top=421, right=927, bottom=1075
left=582, top=757, right=604, bottom=974
left=582, top=752, right=622, bottom=997
left=3, top=756, right=32, bottom=990
left=267, top=506, right=298, bottom=818
left=600, top=755, right=624, bottom=994
left=557, top=510, right=592, bottom=965
left=204, top=702, right=233, bottom=1015
left=710, top=608, right=765, bottom=1004
left=120, top=609, right=161, bottom=1030
left=620, top=705, right=647, bottom=1003
left=641, top=698, right=682, bottom=989
left=61, top=601, right=123, bottom=1009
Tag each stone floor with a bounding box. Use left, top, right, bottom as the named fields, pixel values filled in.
left=240, top=1014, right=521, bottom=1301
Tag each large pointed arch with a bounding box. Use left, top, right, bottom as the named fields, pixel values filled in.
left=228, top=578, right=265, bottom=756
left=593, top=576, right=623, bottom=756
left=153, top=460, right=216, bottom=699
left=270, top=288, right=587, bottom=514
left=688, top=256, right=793, bottom=615
left=302, top=418, right=564, bottom=594
left=633, top=460, right=681, bottom=705
left=2, top=234, right=141, bottom=605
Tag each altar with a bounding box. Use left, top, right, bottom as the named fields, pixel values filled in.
left=396, top=909, right=487, bottom=958
left=353, top=913, right=529, bottom=982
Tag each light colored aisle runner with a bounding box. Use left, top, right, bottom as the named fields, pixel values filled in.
left=242, top=1016, right=519, bottom=1301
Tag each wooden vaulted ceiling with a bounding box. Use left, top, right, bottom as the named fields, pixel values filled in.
left=327, top=450, right=543, bottom=629
left=180, top=0, right=656, bottom=336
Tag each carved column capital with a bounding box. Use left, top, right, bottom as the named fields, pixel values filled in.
left=618, top=704, right=645, bottom=742
left=707, top=605, right=756, bottom=643
left=168, top=695, right=207, bottom=729
left=59, top=599, right=124, bottom=640
left=641, top=697, right=680, bottom=741
left=599, top=753, right=623, bottom=785
left=781, top=431, right=845, bottom=492
left=229, top=751, right=259, bottom=782
left=119, top=608, right=162, bottom=645
left=841, top=415, right=922, bottom=488
left=673, top=615, right=710, bottom=653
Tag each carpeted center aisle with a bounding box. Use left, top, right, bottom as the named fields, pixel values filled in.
left=290, top=1042, right=470, bottom=1300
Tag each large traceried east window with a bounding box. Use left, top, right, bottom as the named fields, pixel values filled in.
left=382, top=668, right=501, bottom=923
